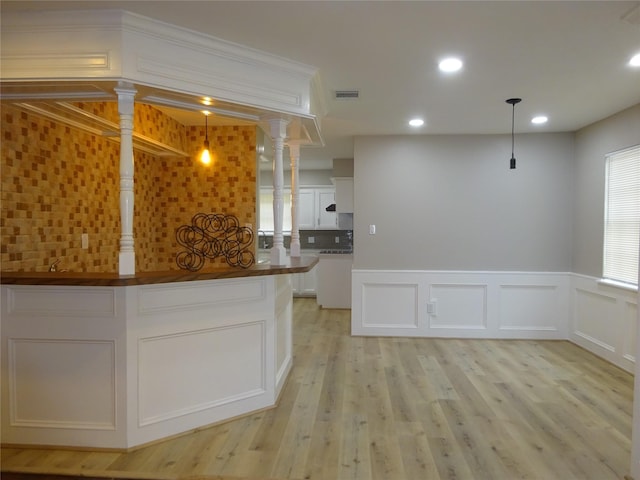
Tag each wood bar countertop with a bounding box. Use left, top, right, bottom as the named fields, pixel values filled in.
left=0, top=256, right=318, bottom=287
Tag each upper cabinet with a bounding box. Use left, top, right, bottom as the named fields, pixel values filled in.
left=316, top=189, right=337, bottom=229
left=334, top=177, right=354, bottom=213
left=298, top=189, right=317, bottom=230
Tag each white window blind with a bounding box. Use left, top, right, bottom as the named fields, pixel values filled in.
left=259, top=188, right=292, bottom=233
left=603, top=145, right=640, bottom=286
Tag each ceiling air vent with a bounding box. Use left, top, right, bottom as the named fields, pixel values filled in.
left=334, top=90, right=360, bottom=100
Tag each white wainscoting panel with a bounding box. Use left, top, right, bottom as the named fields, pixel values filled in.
left=573, top=288, right=618, bottom=352
left=623, top=301, right=638, bottom=364
left=1, top=276, right=292, bottom=449
left=275, top=275, right=293, bottom=396
left=7, top=286, right=116, bottom=317
left=8, top=339, right=116, bottom=429
left=356, top=279, right=421, bottom=335
left=429, top=283, right=487, bottom=330
left=138, top=278, right=266, bottom=314
left=499, top=284, right=561, bottom=331
left=138, top=322, right=266, bottom=426
left=352, top=270, right=569, bottom=339
left=570, top=274, right=638, bottom=372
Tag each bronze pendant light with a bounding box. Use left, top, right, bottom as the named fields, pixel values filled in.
left=506, top=98, right=522, bottom=169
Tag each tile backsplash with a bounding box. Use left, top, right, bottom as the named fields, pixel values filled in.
left=259, top=230, right=353, bottom=251
left=1, top=103, right=257, bottom=273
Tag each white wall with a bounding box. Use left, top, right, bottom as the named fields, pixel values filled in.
left=353, top=133, right=575, bottom=271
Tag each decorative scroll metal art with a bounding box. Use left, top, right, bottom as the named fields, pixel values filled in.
left=176, top=213, right=255, bottom=271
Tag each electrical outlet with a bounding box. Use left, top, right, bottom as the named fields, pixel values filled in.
left=335, top=236, right=340, bottom=243
left=427, top=299, right=437, bottom=315
left=81, top=233, right=89, bottom=249
left=308, top=236, right=315, bottom=244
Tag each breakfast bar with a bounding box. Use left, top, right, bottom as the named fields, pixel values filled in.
left=0, top=256, right=317, bottom=450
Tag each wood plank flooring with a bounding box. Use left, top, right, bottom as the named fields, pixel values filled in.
left=1, top=298, right=634, bottom=480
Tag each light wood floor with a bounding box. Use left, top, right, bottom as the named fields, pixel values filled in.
left=1, top=298, right=634, bottom=480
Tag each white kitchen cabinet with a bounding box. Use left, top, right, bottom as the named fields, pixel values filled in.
left=292, top=265, right=317, bottom=297
left=334, top=177, right=354, bottom=213
left=317, top=189, right=337, bottom=229
left=297, top=189, right=316, bottom=230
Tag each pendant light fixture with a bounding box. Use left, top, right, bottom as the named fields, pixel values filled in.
left=506, top=97, right=522, bottom=169
left=200, top=111, right=212, bottom=165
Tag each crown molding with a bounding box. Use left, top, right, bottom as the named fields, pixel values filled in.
left=0, top=9, right=323, bottom=145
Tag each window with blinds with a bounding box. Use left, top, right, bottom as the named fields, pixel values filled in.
left=603, top=145, right=640, bottom=287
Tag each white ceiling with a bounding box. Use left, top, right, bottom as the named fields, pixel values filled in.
left=2, top=1, right=640, bottom=170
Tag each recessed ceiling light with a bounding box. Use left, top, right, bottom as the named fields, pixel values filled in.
left=438, top=57, right=463, bottom=73
left=409, top=118, right=425, bottom=127
left=531, top=116, right=548, bottom=125
left=630, top=53, right=640, bottom=67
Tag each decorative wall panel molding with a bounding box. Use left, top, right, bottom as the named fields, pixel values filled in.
left=623, top=301, right=638, bottom=363
left=7, top=286, right=116, bottom=317
left=573, top=288, right=618, bottom=352
left=570, top=274, right=638, bottom=372
left=361, top=283, right=420, bottom=330
left=429, top=283, right=488, bottom=330
left=2, top=52, right=111, bottom=73
left=138, top=322, right=266, bottom=426
left=137, top=55, right=304, bottom=110
left=498, top=284, right=560, bottom=331
left=274, top=275, right=293, bottom=396
left=352, top=270, right=569, bottom=339
left=137, top=278, right=266, bottom=314
left=1, top=275, right=288, bottom=449
left=8, top=339, right=116, bottom=429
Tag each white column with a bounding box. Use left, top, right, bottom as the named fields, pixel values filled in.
left=268, top=117, right=290, bottom=265
left=289, top=142, right=301, bottom=257
left=114, top=83, right=137, bottom=275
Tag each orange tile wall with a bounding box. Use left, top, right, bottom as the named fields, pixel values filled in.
left=1, top=103, right=257, bottom=273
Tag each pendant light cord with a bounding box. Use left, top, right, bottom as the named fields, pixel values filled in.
left=511, top=103, right=515, bottom=158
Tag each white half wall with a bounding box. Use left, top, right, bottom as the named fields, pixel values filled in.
left=352, top=270, right=637, bottom=373
left=1, top=275, right=293, bottom=449
left=1, top=286, right=128, bottom=448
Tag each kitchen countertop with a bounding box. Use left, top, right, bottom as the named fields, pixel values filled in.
left=0, top=255, right=319, bottom=287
